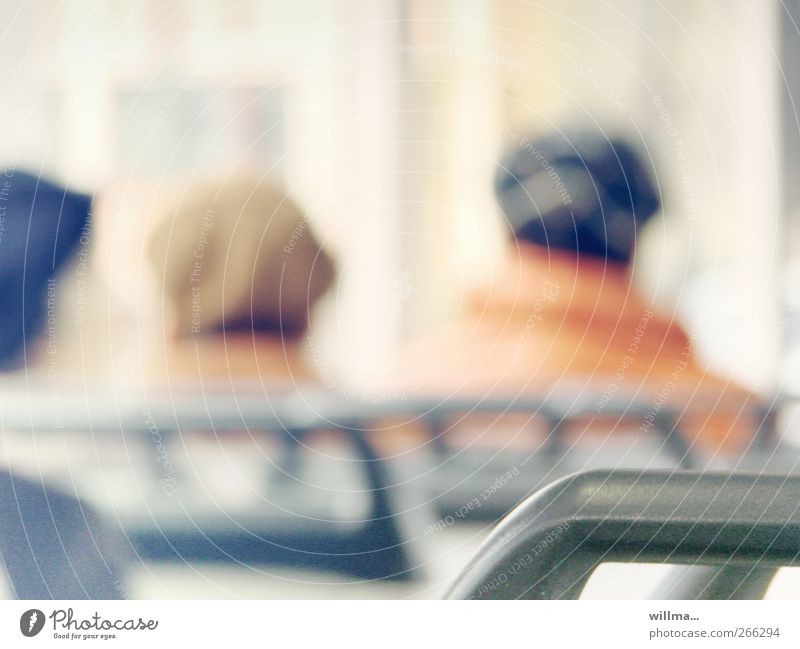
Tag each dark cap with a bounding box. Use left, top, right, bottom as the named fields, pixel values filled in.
left=494, top=131, right=660, bottom=263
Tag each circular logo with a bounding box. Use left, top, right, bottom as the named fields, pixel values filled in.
left=20, top=609, right=45, bottom=637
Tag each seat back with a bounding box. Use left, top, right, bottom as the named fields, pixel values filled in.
left=446, top=469, right=800, bottom=599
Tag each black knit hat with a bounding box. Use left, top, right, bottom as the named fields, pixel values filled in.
left=494, top=131, right=660, bottom=264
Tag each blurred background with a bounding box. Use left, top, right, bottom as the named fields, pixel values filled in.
left=1, top=0, right=800, bottom=599
left=1, top=0, right=789, bottom=390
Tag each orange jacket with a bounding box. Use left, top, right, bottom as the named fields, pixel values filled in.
left=394, top=244, right=761, bottom=455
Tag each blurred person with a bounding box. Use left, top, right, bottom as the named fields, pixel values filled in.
left=395, top=131, right=761, bottom=455
left=0, top=170, right=128, bottom=599
left=144, top=176, right=336, bottom=385
left=0, top=168, right=91, bottom=369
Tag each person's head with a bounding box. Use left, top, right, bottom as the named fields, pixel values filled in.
left=146, top=176, right=335, bottom=340
left=494, top=131, right=660, bottom=265
left=0, top=169, right=92, bottom=369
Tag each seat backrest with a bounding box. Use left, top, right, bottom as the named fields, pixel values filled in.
left=0, top=471, right=126, bottom=599
left=445, top=469, right=800, bottom=599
